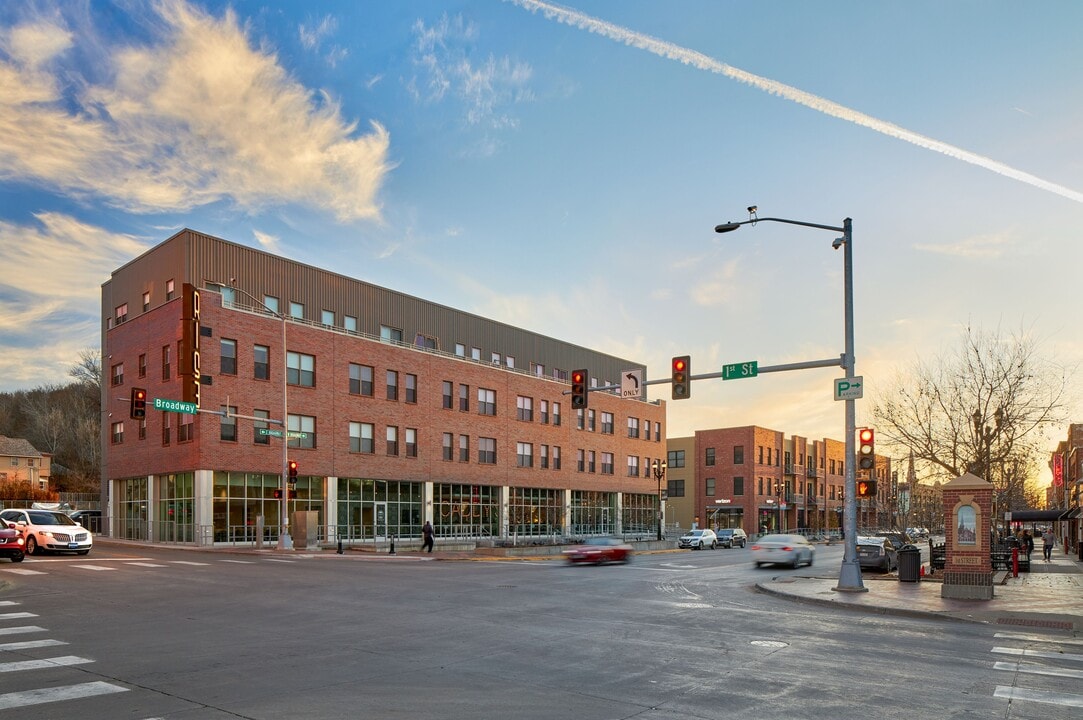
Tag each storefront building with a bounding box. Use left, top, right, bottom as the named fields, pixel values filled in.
left=101, top=229, right=666, bottom=546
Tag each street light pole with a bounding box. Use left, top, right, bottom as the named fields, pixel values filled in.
left=652, top=460, right=667, bottom=541
left=715, top=210, right=864, bottom=591
left=217, top=282, right=293, bottom=551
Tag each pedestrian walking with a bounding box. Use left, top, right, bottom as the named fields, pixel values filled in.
left=1041, top=528, right=1055, bottom=561
left=1022, top=530, right=1034, bottom=561
left=422, top=520, right=435, bottom=553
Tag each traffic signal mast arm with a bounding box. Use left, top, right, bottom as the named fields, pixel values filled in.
left=561, top=355, right=847, bottom=395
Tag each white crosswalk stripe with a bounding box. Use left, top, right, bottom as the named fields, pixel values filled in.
left=992, top=635, right=1083, bottom=710
left=72, top=564, right=117, bottom=571
left=0, top=568, right=45, bottom=575
left=0, top=601, right=128, bottom=711
left=126, top=562, right=168, bottom=567
left=169, top=560, right=211, bottom=566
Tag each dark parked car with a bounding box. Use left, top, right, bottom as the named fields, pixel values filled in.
left=857, top=536, right=898, bottom=572
left=69, top=509, right=102, bottom=533
left=0, top=524, right=26, bottom=562
left=563, top=537, right=633, bottom=565
left=716, top=528, right=748, bottom=548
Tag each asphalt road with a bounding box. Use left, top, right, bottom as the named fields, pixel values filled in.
left=1, top=543, right=1078, bottom=719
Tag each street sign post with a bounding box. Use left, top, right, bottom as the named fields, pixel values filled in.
left=834, top=376, right=864, bottom=401
left=722, top=361, right=758, bottom=380
left=153, top=398, right=198, bottom=414
left=259, top=428, right=284, bottom=438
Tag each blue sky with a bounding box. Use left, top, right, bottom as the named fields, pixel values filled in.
left=2, top=0, right=1081, bottom=485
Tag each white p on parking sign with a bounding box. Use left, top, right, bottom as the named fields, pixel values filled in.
left=834, top=376, right=864, bottom=401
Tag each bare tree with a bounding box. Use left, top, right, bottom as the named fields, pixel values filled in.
left=872, top=323, right=1072, bottom=509
left=68, top=348, right=101, bottom=396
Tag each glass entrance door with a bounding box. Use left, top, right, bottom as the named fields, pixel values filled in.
left=374, top=501, right=388, bottom=540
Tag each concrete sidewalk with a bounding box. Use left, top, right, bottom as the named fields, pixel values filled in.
left=756, top=550, right=1083, bottom=632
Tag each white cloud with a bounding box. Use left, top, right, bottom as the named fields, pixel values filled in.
left=410, top=13, right=532, bottom=131
left=253, top=229, right=283, bottom=255
left=914, top=231, right=1013, bottom=259
left=0, top=0, right=392, bottom=222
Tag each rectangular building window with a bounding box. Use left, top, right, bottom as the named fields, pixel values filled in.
left=588, top=451, right=596, bottom=473
left=516, top=442, right=533, bottom=468
left=654, top=422, right=661, bottom=441
left=540, top=444, right=549, bottom=469
left=442, top=433, right=454, bottom=461
left=142, top=291, right=150, bottom=312
left=254, top=345, right=269, bottom=381
left=405, top=373, right=417, bottom=404
left=705, top=448, right=715, bottom=466
left=220, top=338, right=237, bottom=375
left=344, top=315, right=358, bottom=332
left=287, top=414, right=315, bottom=449
left=517, top=396, right=533, bottom=421
left=458, top=383, right=469, bottom=412
left=471, top=347, right=481, bottom=361
left=627, top=456, right=639, bottom=477
left=287, top=352, right=315, bottom=387
left=478, top=388, right=496, bottom=416
left=386, top=370, right=398, bottom=400
left=734, top=477, right=745, bottom=495
left=601, top=452, right=613, bottom=475
left=349, top=364, right=373, bottom=396
left=601, top=412, right=613, bottom=434
left=321, top=309, right=335, bottom=326
left=667, top=449, right=685, bottom=468
left=734, top=445, right=744, bottom=464
left=162, top=345, right=171, bottom=380
left=111, top=421, right=124, bottom=444
left=588, top=409, right=596, bottom=432
left=114, top=303, right=128, bottom=324
left=540, top=400, right=549, bottom=424
left=178, top=413, right=194, bottom=442
left=263, top=295, right=278, bottom=314
left=138, top=353, right=146, bottom=378
left=706, top=478, right=716, bottom=496
left=478, top=437, right=496, bottom=464
left=381, top=325, right=403, bottom=343
left=667, top=479, right=685, bottom=497
left=166, top=279, right=175, bottom=300
left=627, top=417, right=640, bottom=439
left=459, top=435, right=469, bottom=462
left=442, top=381, right=453, bottom=409
left=349, top=422, right=374, bottom=453
left=576, top=409, right=584, bottom=430
left=552, top=402, right=561, bottom=427
left=162, top=414, right=171, bottom=445
left=254, top=409, right=270, bottom=444
left=138, top=418, right=146, bottom=441
left=455, top=343, right=465, bottom=357
left=289, top=301, right=304, bottom=319
left=577, top=449, right=585, bottom=472
left=552, top=446, right=561, bottom=470
left=111, top=362, right=124, bottom=387
left=405, top=428, right=417, bottom=458
left=220, top=405, right=237, bottom=442
left=386, top=426, right=398, bottom=456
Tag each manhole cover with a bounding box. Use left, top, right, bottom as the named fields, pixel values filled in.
left=996, top=618, right=1073, bottom=630
left=750, top=640, right=788, bottom=648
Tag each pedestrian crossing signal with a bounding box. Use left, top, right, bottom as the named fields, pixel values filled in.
left=856, top=479, right=877, bottom=498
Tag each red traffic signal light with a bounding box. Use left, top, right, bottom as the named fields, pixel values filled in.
left=288, top=460, right=298, bottom=480
left=671, top=356, right=690, bottom=400
left=570, top=369, right=589, bottom=409
left=858, top=427, right=875, bottom=470
left=856, top=479, right=877, bottom=498
left=273, top=489, right=283, bottom=499
left=130, top=387, right=147, bottom=419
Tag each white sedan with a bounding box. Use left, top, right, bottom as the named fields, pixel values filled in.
left=0, top=509, right=93, bottom=556
left=751, top=533, right=815, bottom=569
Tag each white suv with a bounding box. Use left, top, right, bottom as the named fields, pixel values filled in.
left=678, top=528, right=717, bottom=550
left=0, top=509, right=93, bottom=556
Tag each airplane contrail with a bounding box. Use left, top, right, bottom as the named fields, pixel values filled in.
left=508, top=0, right=1083, bottom=205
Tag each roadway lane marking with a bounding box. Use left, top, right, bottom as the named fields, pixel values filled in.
left=0, top=681, right=129, bottom=710
left=0, top=601, right=16, bottom=606
left=0, top=626, right=45, bottom=636
left=994, top=661, right=1083, bottom=680
left=0, top=568, right=45, bottom=575
left=994, top=686, right=1083, bottom=708
left=219, top=559, right=255, bottom=564
left=992, top=646, right=1083, bottom=663
left=994, top=632, right=1083, bottom=646
left=263, top=559, right=295, bottom=563
left=169, top=561, right=210, bottom=566
left=0, top=639, right=66, bottom=651
left=0, top=655, right=93, bottom=673
left=126, top=562, right=167, bottom=568
left=0, top=612, right=36, bottom=620
left=72, top=565, right=116, bottom=571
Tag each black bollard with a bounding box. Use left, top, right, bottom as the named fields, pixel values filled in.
left=389, top=534, right=396, bottom=555
left=337, top=538, right=343, bottom=554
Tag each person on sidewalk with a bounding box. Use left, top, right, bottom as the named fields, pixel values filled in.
left=1041, top=528, right=1055, bottom=561
left=422, top=521, right=435, bottom=553
left=1022, top=530, right=1034, bottom=561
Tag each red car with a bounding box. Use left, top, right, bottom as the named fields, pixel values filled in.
left=563, top=537, right=633, bottom=565
left=0, top=523, right=26, bottom=563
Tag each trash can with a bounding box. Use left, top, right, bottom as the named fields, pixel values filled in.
left=897, top=544, right=921, bottom=583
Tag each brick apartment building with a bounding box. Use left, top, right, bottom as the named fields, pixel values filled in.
left=667, top=426, right=892, bottom=537
left=101, top=229, right=666, bottom=546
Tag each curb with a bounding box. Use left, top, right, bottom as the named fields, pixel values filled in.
left=753, top=580, right=988, bottom=625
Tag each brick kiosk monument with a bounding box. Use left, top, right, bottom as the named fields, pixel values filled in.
left=941, top=473, right=995, bottom=601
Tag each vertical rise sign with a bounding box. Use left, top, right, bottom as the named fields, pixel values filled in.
left=180, top=283, right=201, bottom=408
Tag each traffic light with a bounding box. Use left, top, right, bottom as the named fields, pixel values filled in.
left=671, top=356, right=690, bottom=400
left=858, top=427, right=875, bottom=471
left=288, top=460, right=298, bottom=481
left=130, top=387, right=147, bottom=419
left=856, top=479, right=878, bottom=498
left=570, top=369, right=589, bottom=409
